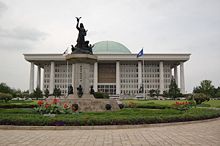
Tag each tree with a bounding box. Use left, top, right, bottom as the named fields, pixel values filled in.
left=149, top=89, right=155, bottom=98
left=0, top=92, right=13, bottom=102
left=168, top=78, right=181, bottom=99
left=32, top=87, right=43, bottom=100
left=44, top=88, right=49, bottom=98
left=193, top=80, right=215, bottom=98
left=0, top=83, right=13, bottom=94
left=192, top=93, right=209, bottom=105
left=53, top=87, right=61, bottom=97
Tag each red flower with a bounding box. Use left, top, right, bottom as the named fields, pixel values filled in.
left=53, top=98, right=59, bottom=104
left=37, top=100, right=44, bottom=106
left=45, top=103, right=50, bottom=109
left=63, top=103, right=68, bottom=109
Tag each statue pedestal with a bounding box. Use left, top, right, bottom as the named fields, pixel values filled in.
left=65, top=54, right=119, bottom=112
left=66, top=54, right=97, bottom=98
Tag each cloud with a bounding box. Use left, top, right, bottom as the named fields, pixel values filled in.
left=0, top=26, right=48, bottom=50
left=0, top=26, right=47, bottom=41
left=0, top=1, right=7, bottom=16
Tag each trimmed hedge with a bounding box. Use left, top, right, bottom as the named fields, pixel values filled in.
left=0, top=92, right=12, bottom=102
left=93, top=92, right=109, bottom=99
left=124, top=101, right=171, bottom=109
left=0, top=108, right=220, bottom=126
left=0, top=104, right=35, bottom=108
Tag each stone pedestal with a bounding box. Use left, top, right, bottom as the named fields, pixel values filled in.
left=66, top=54, right=97, bottom=98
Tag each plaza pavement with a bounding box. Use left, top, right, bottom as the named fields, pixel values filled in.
left=0, top=118, right=219, bottom=146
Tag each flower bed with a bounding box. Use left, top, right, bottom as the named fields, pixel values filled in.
left=34, top=98, right=77, bottom=114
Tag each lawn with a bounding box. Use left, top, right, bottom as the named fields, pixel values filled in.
left=0, top=108, right=220, bottom=126
left=122, top=99, right=220, bottom=108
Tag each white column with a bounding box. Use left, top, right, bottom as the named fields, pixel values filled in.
left=159, top=61, right=164, bottom=94
left=72, top=63, right=75, bottom=93
left=37, top=66, right=41, bottom=89
left=116, top=61, right=120, bottom=95
left=174, top=66, right=178, bottom=87
left=42, top=68, right=44, bottom=91
left=180, top=62, right=185, bottom=94
left=49, top=61, right=55, bottom=94
left=29, top=62, right=34, bottom=94
left=93, top=62, right=98, bottom=92
left=138, top=61, right=142, bottom=90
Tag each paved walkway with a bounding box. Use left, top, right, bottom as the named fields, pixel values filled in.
left=0, top=119, right=220, bottom=146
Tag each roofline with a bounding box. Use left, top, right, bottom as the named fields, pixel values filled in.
left=24, top=53, right=191, bottom=63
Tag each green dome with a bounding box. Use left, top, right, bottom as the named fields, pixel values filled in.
left=93, top=41, right=131, bottom=54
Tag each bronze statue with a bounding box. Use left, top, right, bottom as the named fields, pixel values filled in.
left=71, top=17, right=93, bottom=54
left=77, top=85, right=83, bottom=97
left=75, top=17, right=87, bottom=48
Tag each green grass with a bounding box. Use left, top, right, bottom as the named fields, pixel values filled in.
left=203, top=100, right=220, bottom=108
left=0, top=108, right=220, bottom=126
left=0, top=100, right=37, bottom=108
left=122, top=99, right=220, bottom=108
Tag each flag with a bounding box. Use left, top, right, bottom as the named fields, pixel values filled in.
left=63, top=48, right=68, bottom=56
left=137, top=48, right=143, bottom=58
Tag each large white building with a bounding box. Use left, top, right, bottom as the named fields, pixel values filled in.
left=24, top=41, right=190, bottom=97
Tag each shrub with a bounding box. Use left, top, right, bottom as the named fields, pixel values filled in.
left=0, top=92, right=13, bottom=102
left=105, top=104, right=112, bottom=110
left=118, top=104, right=124, bottom=109
left=94, top=92, right=109, bottom=99
left=71, top=104, right=79, bottom=112
left=127, top=101, right=137, bottom=108
left=192, top=93, right=210, bottom=105
left=172, top=101, right=195, bottom=111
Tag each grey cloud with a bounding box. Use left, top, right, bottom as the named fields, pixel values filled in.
left=0, top=1, right=7, bottom=16
left=0, top=26, right=47, bottom=41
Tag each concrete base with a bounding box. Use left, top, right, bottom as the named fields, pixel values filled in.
left=62, top=98, right=120, bottom=112
left=68, top=94, right=119, bottom=112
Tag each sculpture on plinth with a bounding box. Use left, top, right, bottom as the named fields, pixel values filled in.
left=68, top=85, right=73, bottom=95
left=71, top=17, right=93, bottom=54
left=90, top=85, right=95, bottom=95
left=77, top=85, right=83, bottom=97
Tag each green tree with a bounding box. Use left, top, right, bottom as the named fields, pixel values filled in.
left=149, top=89, right=155, bottom=98
left=192, top=93, right=210, bottom=105
left=32, top=87, right=43, bottom=100
left=0, top=83, right=13, bottom=94
left=0, top=92, right=13, bottom=102
left=168, top=78, right=181, bottom=99
left=44, top=88, right=49, bottom=98
left=193, top=80, right=215, bottom=98
left=53, top=87, right=61, bottom=97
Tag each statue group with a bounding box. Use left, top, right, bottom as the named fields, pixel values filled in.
left=71, top=17, right=93, bottom=54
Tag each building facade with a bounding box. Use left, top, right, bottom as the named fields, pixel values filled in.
left=24, top=41, right=190, bottom=97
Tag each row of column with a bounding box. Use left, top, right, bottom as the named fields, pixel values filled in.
left=137, top=61, right=185, bottom=94
left=29, top=61, right=185, bottom=94
left=29, top=63, right=42, bottom=93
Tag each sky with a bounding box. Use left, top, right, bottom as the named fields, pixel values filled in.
left=0, top=0, right=219, bottom=93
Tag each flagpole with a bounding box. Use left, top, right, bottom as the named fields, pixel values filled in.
left=66, top=60, right=69, bottom=97
left=142, top=54, right=145, bottom=100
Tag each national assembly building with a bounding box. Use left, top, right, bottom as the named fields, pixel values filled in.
left=24, top=40, right=190, bottom=97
